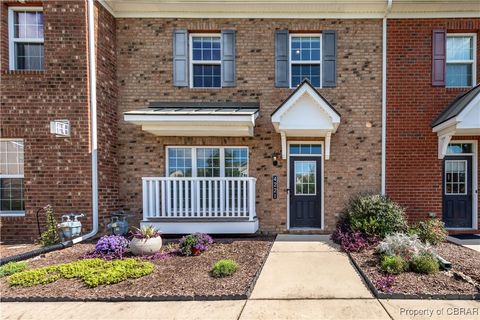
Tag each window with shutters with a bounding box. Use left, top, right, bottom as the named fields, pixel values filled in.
left=8, top=7, right=44, bottom=71
left=446, top=34, right=476, bottom=88
left=190, top=34, right=222, bottom=88
left=0, top=139, right=25, bottom=216
left=289, top=34, right=322, bottom=88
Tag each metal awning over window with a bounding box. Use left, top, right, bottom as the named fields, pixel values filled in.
left=124, top=102, right=259, bottom=137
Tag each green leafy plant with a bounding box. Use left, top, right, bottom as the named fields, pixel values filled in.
left=380, top=255, right=408, bottom=275
left=409, top=219, right=448, bottom=245
left=344, top=194, right=407, bottom=239
left=410, top=254, right=439, bottom=274
left=8, top=258, right=154, bottom=288
left=39, top=205, right=60, bottom=246
left=179, top=233, right=214, bottom=256
left=377, top=233, right=432, bottom=262
left=211, top=259, right=238, bottom=278
left=131, top=225, right=161, bottom=239
left=0, top=261, right=27, bottom=277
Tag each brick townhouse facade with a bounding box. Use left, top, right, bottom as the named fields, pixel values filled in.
left=0, top=0, right=478, bottom=242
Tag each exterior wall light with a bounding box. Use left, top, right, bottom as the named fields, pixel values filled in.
left=272, top=152, right=279, bottom=166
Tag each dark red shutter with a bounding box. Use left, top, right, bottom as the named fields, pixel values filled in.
left=432, top=29, right=446, bottom=86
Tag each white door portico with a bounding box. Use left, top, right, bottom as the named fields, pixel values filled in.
left=271, top=80, right=341, bottom=159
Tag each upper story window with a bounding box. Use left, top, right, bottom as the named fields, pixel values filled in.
left=446, top=34, right=476, bottom=88
left=290, top=34, right=322, bottom=88
left=8, top=7, right=44, bottom=71
left=190, top=34, right=221, bottom=88
left=0, top=139, right=25, bottom=216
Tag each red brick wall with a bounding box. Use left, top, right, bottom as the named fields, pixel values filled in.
left=386, top=19, right=480, bottom=229
left=0, top=1, right=118, bottom=243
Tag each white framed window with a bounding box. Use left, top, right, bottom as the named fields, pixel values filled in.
left=189, top=34, right=222, bottom=88
left=294, top=160, right=317, bottom=195
left=289, top=34, right=322, bottom=88
left=0, top=139, right=25, bottom=216
left=8, top=7, right=44, bottom=71
left=445, top=159, right=467, bottom=195
left=166, top=147, right=248, bottom=177
left=446, top=34, right=476, bottom=88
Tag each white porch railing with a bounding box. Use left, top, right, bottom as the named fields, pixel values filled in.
left=142, top=177, right=257, bottom=221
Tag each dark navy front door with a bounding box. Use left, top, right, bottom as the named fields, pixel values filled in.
left=289, top=156, right=322, bottom=228
left=443, top=155, right=473, bottom=228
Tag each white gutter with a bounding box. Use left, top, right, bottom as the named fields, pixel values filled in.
left=381, top=0, right=392, bottom=195
left=70, top=0, right=99, bottom=244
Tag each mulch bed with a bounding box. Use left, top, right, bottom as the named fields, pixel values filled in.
left=0, top=244, right=42, bottom=259
left=0, top=236, right=273, bottom=301
left=350, top=242, right=480, bottom=297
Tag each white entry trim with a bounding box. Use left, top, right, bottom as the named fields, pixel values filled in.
left=444, top=140, right=478, bottom=231
left=286, top=141, right=325, bottom=231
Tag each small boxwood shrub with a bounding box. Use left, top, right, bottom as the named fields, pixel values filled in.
left=211, top=259, right=238, bottom=278
left=0, top=261, right=27, bottom=277
left=8, top=258, right=154, bottom=287
left=409, top=219, right=448, bottom=245
left=343, top=194, right=407, bottom=238
left=410, top=254, right=439, bottom=274
left=380, top=255, right=408, bottom=274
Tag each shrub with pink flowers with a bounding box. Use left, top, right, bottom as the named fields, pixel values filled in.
left=179, top=233, right=214, bottom=256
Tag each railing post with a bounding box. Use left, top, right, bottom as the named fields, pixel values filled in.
left=248, top=178, right=256, bottom=221
left=142, top=178, right=148, bottom=220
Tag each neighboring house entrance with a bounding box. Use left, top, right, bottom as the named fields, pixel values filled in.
left=442, top=142, right=477, bottom=229
left=288, top=144, right=323, bottom=229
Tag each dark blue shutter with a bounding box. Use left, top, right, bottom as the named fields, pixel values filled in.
left=322, top=30, right=337, bottom=88
left=221, top=30, right=236, bottom=87
left=432, top=29, right=446, bottom=86
left=275, top=30, right=289, bottom=87
left=173, top=29, right=188, bottom=87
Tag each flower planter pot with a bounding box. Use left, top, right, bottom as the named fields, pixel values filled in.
left=191, top=247, right=202, bottom=256
left=130, top=236, right=162, bottom=256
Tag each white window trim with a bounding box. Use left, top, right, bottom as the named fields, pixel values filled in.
left=189, top=33, right=222, bottom=89
left=8, top=6, right=44, bottom=71
left=444, top=140, right=478, bottom=230
left=289, top=33, right=322, bottom=89
left=0, top=138, right=25, bottom=216
left=286, top=140, right=325, bottom=230
left=446, top=33, right=477, bottom=88
left=165, top=146, right=249, bottom=177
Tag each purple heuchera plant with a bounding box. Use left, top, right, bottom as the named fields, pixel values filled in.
left=375, top=275, right=396, bottom=293
left=179, top=233, right=214, bottom=256
left=331, top=222, right=377, bottom=252
left=83, top=235, right=129, bottom=260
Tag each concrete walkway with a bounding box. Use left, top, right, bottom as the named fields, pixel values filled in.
left=2, top=235, right=479, bottom=320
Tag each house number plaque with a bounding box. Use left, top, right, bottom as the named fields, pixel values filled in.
left=272, top=175, right=278, bottom=199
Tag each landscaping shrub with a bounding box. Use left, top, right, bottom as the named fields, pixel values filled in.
left=375, top=275, right=396, bottom=293
left=331, top=223, right=374, bottom=252
left=343, top=194, right=407, bottom=238
left=8, top=258, right=154, bottom=288
left=380, top=255, right=408, bottom=275
left=179, top=233, right=214, bottom=256
left=211, top=259, right=238, bottom=278
left=410, top=254, right=439, bottom=274
left=39, top=205, right=60, bottom=246
left=377, top=233, right=432, bottom=262
left=83, top=235, right=129, bottom=260
left=0, top=261, right=27, bottom=277
left=409, top=219, right=448, bottom=245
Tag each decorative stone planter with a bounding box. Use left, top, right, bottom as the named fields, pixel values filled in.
left=130, top=236, right=162, bottom=256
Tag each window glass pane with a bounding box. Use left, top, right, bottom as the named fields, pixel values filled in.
left=291, top=64, right=321, bottom=87
left=15, top=43, right=44, bottom=70
left=225, top=148, right=248, bottom=177
left=289, top=144, right=322, bottom=155
left=0, top=140, right=24, bottom=175
left=291, top=36, right=321, bottom=62
left=445, top=160, right=467, bottom=195
left=446, top=63, right=472, bottom=87
left=168, top=148, right=192, bottom=177
left=294, top=161, right=316, bottom=195
left=196, top=148, right=220, bottom=177
left=447, top=143, right=473, bottom=154
left=14, top=11, right=43, bottom=39
left=447, top=36, right=473, bottom=61
left=0, top=178, right=24, bottom=211
left=192, top=64, right=221, bottom=88
left=191, top=36, right=221, bottom=62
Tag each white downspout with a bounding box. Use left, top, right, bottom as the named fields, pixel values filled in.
left=381, top=0, right=393, bottom=195
left=70, top=0, right=98, bottom=244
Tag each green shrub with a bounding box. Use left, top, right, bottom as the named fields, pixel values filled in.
left=211, top=259, right=238, bottom=278
left=380, top=255, right=408, bottom=274
left=39, top=205, right=60, bottom=246
left=409, top=219, right=448, bottom=245
left=410, top=254, right=439, bottom=274
left=8, top=258, right=154, bottom=288
left=344, top=194, right=407, bottom=238
left=0, top=261, right=27, bottom=277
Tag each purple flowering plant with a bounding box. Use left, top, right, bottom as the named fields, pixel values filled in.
left=375, top=275, right=396, bottom=293
left=179, top=233, right=214, bottom=256
left=331, top=221, right=378, bottom=252
left=83, top=235, right=129, bottom=260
